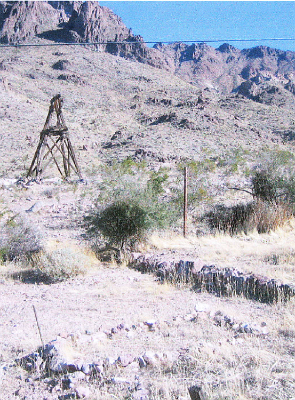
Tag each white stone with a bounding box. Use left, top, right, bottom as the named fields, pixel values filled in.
left=75, top=385, right=91, bottom=399
left=195, top=303, right=211, bottom=313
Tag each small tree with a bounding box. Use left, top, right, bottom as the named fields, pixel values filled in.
left=85, top=200, right=150, bottom=259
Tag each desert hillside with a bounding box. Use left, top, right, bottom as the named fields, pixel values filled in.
left=0, top=2, right=295, bottom=400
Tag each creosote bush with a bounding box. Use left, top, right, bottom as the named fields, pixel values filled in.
left=251, top=170, right=281, bottom=203
left=251, top=170, right=295, bottom=207
left=85, top=200, right=150, bottom=252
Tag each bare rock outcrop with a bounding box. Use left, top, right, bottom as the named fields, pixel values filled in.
left=0, top=1, right=65, bottom=43
left=66, top=1, right=131, bottom=44
left=154, top=42, right=295, bottom=93
left=65, top=1, right=171, bottom=69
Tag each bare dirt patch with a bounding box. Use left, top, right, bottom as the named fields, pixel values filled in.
left=1, top=246, right=295, bottom=399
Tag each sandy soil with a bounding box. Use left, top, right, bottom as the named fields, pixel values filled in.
left=1, top=247, right=295, bottom=400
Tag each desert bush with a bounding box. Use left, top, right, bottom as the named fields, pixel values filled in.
left=251, top=170, right=280, bottom=203
left=0, top=214, right=43, bottom=263
left=31, top=248, right=88, bottom=283
left=147, top=170, right=169, bottom=194
left=251, top=170, right=295, bottom=211
left=202, top=200, right=291, bottom=235
left=202, top=203, right=254, bottom=235
left=85, top=200, right=150, bottom=252
left=10, top=248, right=89, bottom=284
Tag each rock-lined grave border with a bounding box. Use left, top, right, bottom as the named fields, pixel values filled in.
left=129, top=253, right=295, bottom=303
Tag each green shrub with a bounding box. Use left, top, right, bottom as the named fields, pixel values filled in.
left=147, top=171, right=169, bottom=194
left=250, top=170, right=295, bottom=211
left=85, top=201, right=150, bottom=251
left=251, top=170, right=280, bottom=203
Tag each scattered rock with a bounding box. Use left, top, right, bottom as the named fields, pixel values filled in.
left=146, top=97, right=173, bottom=106
left=25, top=201, right=43, bottom=213
left=74, top=385, right=91, bottom=399
left=81, top=363, right=103, bottom=376
left=144, top=320, right=157, bottom=331
left=188, top=385, right=208, bottom=400
left=149, top=112, right=177, bottom=125
left=57, top=74, right=85, bottom=85
left=138, top=356, right=147, bottom=369
left=141, top=351, right=173, bottom=369
left=0, top=364, right=7, bottom=383
left=117, top=354, right=135, bottom=367
left=111, top=130, right=123, bottom=140
left=52, top=59, right=71, bottom=71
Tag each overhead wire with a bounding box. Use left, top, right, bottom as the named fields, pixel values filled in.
left=0, top=37, right=295, bottom=48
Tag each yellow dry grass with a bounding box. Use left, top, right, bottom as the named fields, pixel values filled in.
left=150, top=218, right=295, bottom=283
left=1, top=226, right=295, bottom=399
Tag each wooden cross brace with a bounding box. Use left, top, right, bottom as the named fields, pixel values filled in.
left=27, top=94, right=82, bottom=180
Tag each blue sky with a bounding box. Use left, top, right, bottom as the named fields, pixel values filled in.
left=100, top=1, right=295, bottom=52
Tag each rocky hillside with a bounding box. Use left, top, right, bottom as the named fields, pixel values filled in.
left=0, top=1, right=295, bottom=183
left=155, top=42, right=295, bottom=95
left=1, top=1, right=295, bottom=97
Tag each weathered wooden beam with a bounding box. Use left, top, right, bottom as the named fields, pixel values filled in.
left=27, top=95, right=83, bottom=180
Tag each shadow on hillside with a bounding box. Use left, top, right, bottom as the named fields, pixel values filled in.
left=37, top=29, right=77, bottom=43
left=10, top=269, right=55, bottom=285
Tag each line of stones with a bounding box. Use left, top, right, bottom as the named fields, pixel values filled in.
left=129, top=253, right=295, bottom=303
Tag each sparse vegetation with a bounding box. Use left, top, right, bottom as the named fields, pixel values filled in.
left=85, top=200, right=150, bottom=254
left=1, top=13, right=295, bottom=400
left=0, top=214, right=43, bottom=263
left=202, top=200, right=291, bottom=235
left=201, top=170, right=295, bottom=235
left=26, top=247, right=88, bottom=283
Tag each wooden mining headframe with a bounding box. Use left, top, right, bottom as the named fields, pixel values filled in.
left=27, top=94, right=82, bottom=180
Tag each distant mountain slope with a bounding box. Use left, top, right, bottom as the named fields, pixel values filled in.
left=0, top=1, right=295, bottom=98
left=154, top=42, right=295, bottom=94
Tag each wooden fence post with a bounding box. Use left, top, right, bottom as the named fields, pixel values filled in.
left=183, top=166, right=188, bottom=237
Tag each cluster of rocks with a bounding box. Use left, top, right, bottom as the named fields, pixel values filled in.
left=146, top=97, right=174, bottom=106
left=102, top=130, right=133, bottom=149
left=133, top=148, right=178, bottom=163
left=130, top=253, right=295, bottom=303
left=140, top=111, right=196, bottom=130
left=17, top=326, right=174, bottom=400
left=15, top=307, right=272, bottom=399
left=194, top=305, right=269, bottom=337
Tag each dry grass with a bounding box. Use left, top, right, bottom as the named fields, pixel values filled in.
left=150, top=218, right=295, bottom=283
left=0, top=238, right=98, bottom=284
left=1, top=235, right=295, bottom=399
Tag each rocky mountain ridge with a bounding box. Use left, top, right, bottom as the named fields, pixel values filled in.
left=0, top=1, right=295, bottom=98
